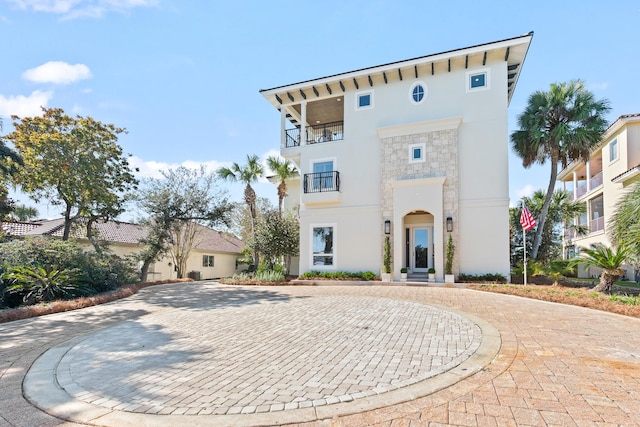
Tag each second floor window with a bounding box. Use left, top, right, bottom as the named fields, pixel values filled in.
left=609, top=139, right=618, bottom=162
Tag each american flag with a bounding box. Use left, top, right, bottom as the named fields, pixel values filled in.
left=520, top=206, right=536, bottom=231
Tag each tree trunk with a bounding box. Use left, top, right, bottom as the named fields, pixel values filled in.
left=62, top=202, right=73, bottom=241
left=532, top=152, right=558, bottom=260
left=593, top=271, right=620, bottom=294
left=140, top=258, right=153, bottom=283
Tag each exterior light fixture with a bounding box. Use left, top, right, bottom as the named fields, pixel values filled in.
left=446, top=217, right=453, bottom=232
left=384, top=220, right=391, bottom=234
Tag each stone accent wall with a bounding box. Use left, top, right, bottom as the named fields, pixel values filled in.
left=380, top=129, right=459, bottom=275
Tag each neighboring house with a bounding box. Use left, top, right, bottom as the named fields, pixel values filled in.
left=2, top=219, right=244, bottom=281
left=260, top=33, right=533, bottom=281
left=559, top=113, right=640, bottom=280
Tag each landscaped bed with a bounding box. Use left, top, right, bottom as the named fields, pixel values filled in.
left=469, top=283, right=640, bottom=319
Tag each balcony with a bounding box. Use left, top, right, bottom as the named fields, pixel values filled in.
left=285, top=121, right=344, bottom=148
left=302, top=171, right=341, bottom=205
left=304, top=171, right=340, bottom=193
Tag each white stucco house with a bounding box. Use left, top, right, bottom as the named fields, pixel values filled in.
left=260, top=32, right=534, bottom=281
left=559, top=113, right=640, bottom=280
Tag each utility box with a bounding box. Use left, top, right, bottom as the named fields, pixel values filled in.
left=188, top=271, right=202, bottom=281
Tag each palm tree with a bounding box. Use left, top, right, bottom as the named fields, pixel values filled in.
left=609, top=180, right=640, bottom=262
left=511, top=80, right=610, bottom=261
left=574, top=243, right=631, bottom=293
left=217, top=154, right=264, bottom=267
left=11, top=204, right=39, bottom=221
left=266, top=156, right=297, bottom=217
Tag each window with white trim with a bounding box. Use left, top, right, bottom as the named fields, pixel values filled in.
left=355, top=90, right=373, bottom=110
left=466, top=68, right=490, bottom=92
left=409, top=81, right=427, bottom=104
left=202, top=255, right=215, bottom=267
left=609, top=138, right=618, bottom=162
left=408, top=143, right=426, bottom=163
left=312, top=225, right=335, bottom=267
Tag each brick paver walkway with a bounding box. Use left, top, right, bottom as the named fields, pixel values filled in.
left=1, top=282, right=639, bottom=426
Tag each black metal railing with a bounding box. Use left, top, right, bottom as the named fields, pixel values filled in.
left=303, top=171, right=340, bottom=193
left=285, top=127, right=301, bottom=147
left=306, top=121, right=344, bottom=144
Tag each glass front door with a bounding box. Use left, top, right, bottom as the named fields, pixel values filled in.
left=413, top=228, right=429, bottom=272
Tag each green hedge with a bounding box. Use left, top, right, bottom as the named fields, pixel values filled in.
left=299, top=271, right=378, bottom=281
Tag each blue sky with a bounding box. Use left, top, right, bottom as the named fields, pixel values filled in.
left=1, top=0, right=639, bottom=220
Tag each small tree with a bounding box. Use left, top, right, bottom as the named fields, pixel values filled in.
left=137, top=166, right=231, bottom=282
left=253, top=209, right=299, bottom=272
left=445, top=233, right=454, bottom=275
left=383, top=236, right=391, bottom=274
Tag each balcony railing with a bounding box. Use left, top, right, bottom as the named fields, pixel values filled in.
left=306, top=121, right=344, bottom=144
left=573, top=171, right=604, bottom=200
left=303, top=171, right=340, bottom=193
left=564, top=228, right=576, bottom=241
left=285, top=127, right=301, bottom=148
left=590, top=216, right=605, bottom=233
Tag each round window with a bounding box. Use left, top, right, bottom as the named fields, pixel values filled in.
left=409, top=82, right=427, bottom=104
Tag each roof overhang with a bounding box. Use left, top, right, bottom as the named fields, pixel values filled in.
left=558, top=113, right=640, bottom=180
left=260, top=32, right=534, bottom=109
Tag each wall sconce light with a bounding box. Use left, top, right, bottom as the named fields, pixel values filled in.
left=446, top=217, right=453, bottom=232
left=384, top=220, right=391, bottom=234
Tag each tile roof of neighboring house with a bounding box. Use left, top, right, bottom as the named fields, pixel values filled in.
left=3, top=219, right=243, bottom=254
left=612, top=163, right=640, bottom=184
left=1, top=221, right=42, bottom=236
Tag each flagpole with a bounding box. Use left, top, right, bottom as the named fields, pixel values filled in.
left=522, top=200, right=528, bottom=286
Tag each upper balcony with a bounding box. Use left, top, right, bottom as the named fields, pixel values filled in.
left=278, top=96, right=345, bottom=153
left=559, top=152, right=603, bottom=201
left=285, top=121, right=344, bottom=148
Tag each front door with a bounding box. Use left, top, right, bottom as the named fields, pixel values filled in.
left=412, top=227, right=429, bottom=273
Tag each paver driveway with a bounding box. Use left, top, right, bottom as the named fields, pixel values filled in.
left=1, top=282, right=639, bottom=426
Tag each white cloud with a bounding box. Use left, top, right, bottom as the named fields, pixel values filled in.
left=128, top=156, right=225, bottom=180
left=0, top=90, right=53, bottom=117
left=6, top=0, right=157, bottom=19
left=22, top=61, right=92, bottom=84
left=516, top=184, right=536, bottom=200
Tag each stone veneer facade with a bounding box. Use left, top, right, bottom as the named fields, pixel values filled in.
left=380, top=128, right=459, bottom=276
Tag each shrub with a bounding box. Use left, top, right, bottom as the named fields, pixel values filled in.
left=299, top=271, right=378, bottom=281
left=254, top=269, right=286, bottom=282
left=0, top=237, right=139, bottom=303
left=5, top=265, right=95, bottom=306
left=458, top=273, right=507, bottom=283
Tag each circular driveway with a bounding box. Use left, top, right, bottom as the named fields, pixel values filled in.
left=23, top=287, right=498, bottom=426
left=2, top=282, right=639, bottom=426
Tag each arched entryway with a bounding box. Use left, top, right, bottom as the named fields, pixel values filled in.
left=402, top=211, right=434, bottom=273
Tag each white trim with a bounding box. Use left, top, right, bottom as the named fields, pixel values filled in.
left=466, top=68, right=491, bottom=92
left=377, top=117, right=461, bottom=139
left=355, top=90, right=374, bottom=111
left=408, top=142, right=426, bottom=164
left=609, top=138, right=619, bottom=163
left=310, top=223, right=337, bottom=270
left=409, top=81, right=427, bottom=105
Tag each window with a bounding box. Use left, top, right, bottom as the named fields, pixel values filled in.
left=312, top=160, right=335, bottom=191
left=589, top=195, right=604, bottom=232
left=466, top=68, right=490, bottom=92
left=355, top=90, right=373, bottom=110
left=408, top=143, right=426, bottom=163
left=609, top=139, right=618, bottom=162
left=409, top=81, right=427, bottom=104
left=312, top=226, right=334, bottom=267
left=202, top=255, right=215, bottom=267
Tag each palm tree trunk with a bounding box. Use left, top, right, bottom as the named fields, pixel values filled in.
left=532, top=152, right=558, bottom=260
